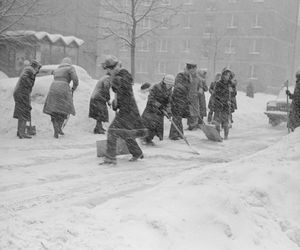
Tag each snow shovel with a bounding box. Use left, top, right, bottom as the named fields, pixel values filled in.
left=190, top=103, right=223, bottom=142
left=162, top=110, right=200, bottom=155
left=25, top=119, right=36, bottom=136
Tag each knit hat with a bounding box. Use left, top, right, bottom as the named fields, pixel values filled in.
left=163, top=74, right=175, bottom=85
left=101, top=55, right=119, bottom=70
left=30, top=59, right=41, bottom=69
left=61, top=57, right=72, bottom=65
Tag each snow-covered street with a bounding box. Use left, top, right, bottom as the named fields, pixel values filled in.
left=1, top=71, right=300, bottom=249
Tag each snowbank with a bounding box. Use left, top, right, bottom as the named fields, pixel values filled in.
left=0, top=71, right=8, bottom=79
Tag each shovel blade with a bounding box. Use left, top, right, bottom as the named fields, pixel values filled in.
left=199, top=124, right=223, bottom=142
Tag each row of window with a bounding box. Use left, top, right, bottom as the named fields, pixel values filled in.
left=121, top=39, right=262, bottom=55
left=135, top=61, right=259, bottom=80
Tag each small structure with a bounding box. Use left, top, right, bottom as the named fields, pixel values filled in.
left=0, top=30, right=84, bottom=77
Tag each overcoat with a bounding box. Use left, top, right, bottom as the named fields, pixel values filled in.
left=13, top=66, right=37, bottom=121
left=43, top=64, right=79, bottom=116
left=89, top=75, right=111, bottom=122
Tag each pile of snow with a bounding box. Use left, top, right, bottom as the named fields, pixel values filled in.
left=0, top=71, right=8, bottom=79
left=0, top=65, right=98, bottom=135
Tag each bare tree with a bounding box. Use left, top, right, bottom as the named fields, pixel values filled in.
left=99, top=0, right=179, bottom=80
left=0, top=0, right=60, bottom=43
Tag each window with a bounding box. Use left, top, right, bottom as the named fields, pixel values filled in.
left=183, top=15, right=191, bottom=29
left=142, top=17, right=151, bottom=29
left=249, top=65, right=258, bottom=80
left=136, top=61, right=148, bottom=74
left=143, top=0, right=151, bottom=6
left=157, top=62, right=167, bottom=74
left=227, top=14, right=238, bottom=29
left=225, top=40, right=236, bottom=54
left=158, top=39, right=168, bottom=52
left=183, top=39, right=190, bottom=52
left=252, top=14, right=262, bottom=29
left=249, top=39, right=261, bottom=54
left=160, top=17, right=169, bottom=29
left=184, top=0, right=193, bottom=5
left=138, top=39, right=150, bottom=52
left=161, top=0, right=171, bottom=5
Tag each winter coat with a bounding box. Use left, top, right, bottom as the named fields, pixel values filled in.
left=43, top=63, right=79, bottom=116
left=141, top=81, right=172, bottom=140
left=288, top=79, right=300, bottom=130
left=171, top=72, right=191, bottom=118
left=229, top=81, right=238, bottom=112
left=246, top=83, right=254, bottom=98
left=188, top=75, right=202, bottom=117
left=109, top=69, right=145, bottom=133
left=13, top=66, right=37, bottom=121
left=208, top=81, right=217, bottom=111
left=198, top=77, right=208, bottom=117
left=214, top=79, right=232, bottom=113
left=89, top=75, right=111, bottom=122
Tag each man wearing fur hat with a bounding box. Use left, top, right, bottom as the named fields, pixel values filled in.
left=13, top=59, right=41, bottom=139
left=141, top=74, right=175, bottom=145
left=213, top=67, right=234, bottom=139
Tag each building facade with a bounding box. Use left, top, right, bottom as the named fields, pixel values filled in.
left=97, top=0, right=299, bottom=93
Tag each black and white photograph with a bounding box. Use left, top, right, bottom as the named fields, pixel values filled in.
left=1, top=0, right=300, bottom=249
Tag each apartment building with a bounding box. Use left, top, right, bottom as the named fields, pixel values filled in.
left=97, top=0, right=299, bottom=92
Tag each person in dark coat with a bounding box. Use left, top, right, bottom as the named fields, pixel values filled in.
left=101, top=56, right=147, bottom=164
left=207, top=73, right=221, bottom=123
left=229, top=76, right=238, bottom=126
left=141, top=74, right=174, bottom=145
left=197, top=69, right=208, bottom=125
left=213, top=68, right=234, bottom=140
left=246, top=82, right=254, bottom=98
left=169, top=63, right=196, bottom=140
left=13, top=59, right=41, bottom=139
left=286, top=71, right=300, bottom=131
left=89, top=73, right=111, bottom=134
left=43, top=57, right=79, bottom=138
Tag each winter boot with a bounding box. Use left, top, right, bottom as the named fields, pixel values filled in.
left=129, top=153, right=144, bottom=162
left=224, top=126, right=229, bottom=140
left=18, top=119, right=32, bottom=139
left=52, top=120, right=59, bottom=138
left=57, top=119, right=65, bottom=135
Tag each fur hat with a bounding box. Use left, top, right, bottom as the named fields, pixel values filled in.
left=186, top=63, right=197, bottom=70
left=163, top=74, right=175, bottom=85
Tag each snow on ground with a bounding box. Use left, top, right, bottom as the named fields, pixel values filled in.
left=0, top=71, right=8, bottom=79
left=0, top=71, right=300, bottom=250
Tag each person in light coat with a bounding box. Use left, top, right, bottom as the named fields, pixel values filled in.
left=43, top=57, right=79, bottom=138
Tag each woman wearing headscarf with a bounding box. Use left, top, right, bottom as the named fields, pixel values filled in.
left=43, top=57, right=79, bottom=138
left=13, top=60, right=41, bottom=139
left=141, top=74, right=174, bottom=145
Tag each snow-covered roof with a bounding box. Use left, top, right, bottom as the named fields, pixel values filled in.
left=5, top=30, right=84, bottom=47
